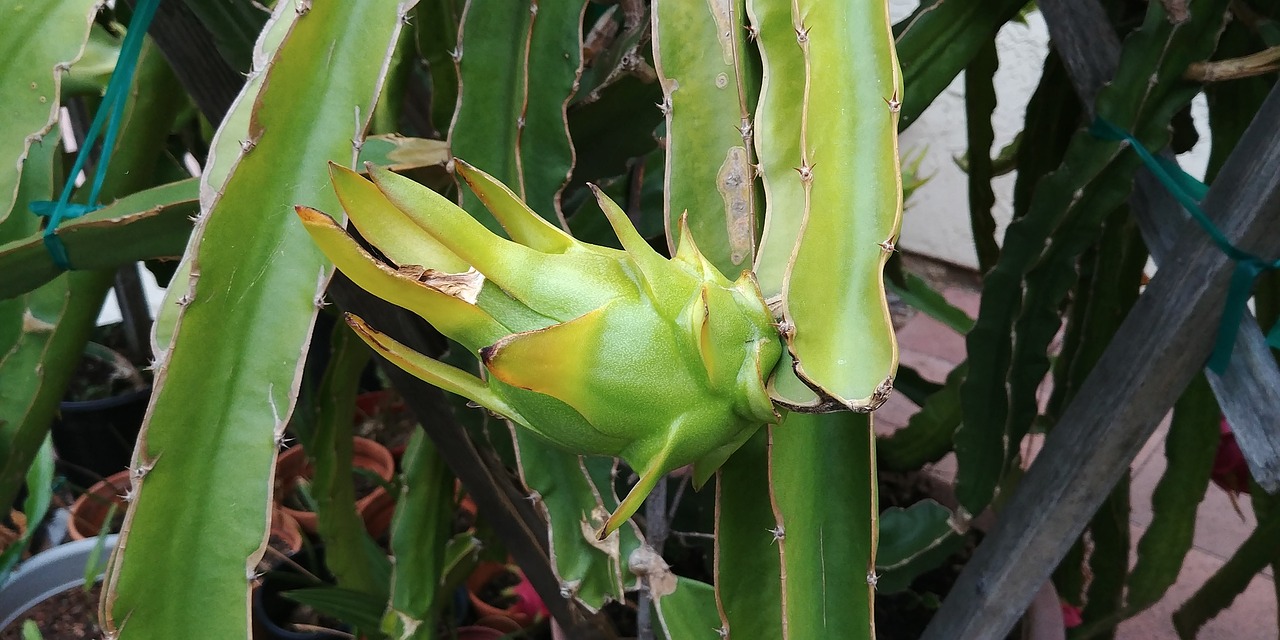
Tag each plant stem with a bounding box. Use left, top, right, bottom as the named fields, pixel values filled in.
left=636, top=474, right=669, bottom=640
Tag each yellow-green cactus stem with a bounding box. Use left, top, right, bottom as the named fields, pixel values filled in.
left=296, top=163, right=782, bottom=538
left=751, top=0, right=903, bottom=413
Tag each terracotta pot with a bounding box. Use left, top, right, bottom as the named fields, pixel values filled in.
left=358, top=486, right=395, bottom=541
left=473, top=615, right=522, bottom=634
left=269, top=508, right=304, bottom=557
left=274, top=437, right=395, bottom=534
left=67, top=470, right=131, bottom=541
left=465, top=561, right=547, bottom=628
left=0, top=509, right=28, bottom=551
left=455, top=480, right=477, bottom=521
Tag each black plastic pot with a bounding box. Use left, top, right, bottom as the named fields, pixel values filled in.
left=252, top=546, right=348, bottom=640
left=253, top=580, right=343, bottom=640
left=50, top=342, right=150, bottom=491
left=51, top=386, right=151, bottom=491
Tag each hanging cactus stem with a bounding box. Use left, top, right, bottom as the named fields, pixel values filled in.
left=296, top=164, right=783, bottom=536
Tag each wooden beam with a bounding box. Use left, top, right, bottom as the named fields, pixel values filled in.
left=1041, top=0, right=1280, bottom=490
left=921, top=81, right=1280, bottom=640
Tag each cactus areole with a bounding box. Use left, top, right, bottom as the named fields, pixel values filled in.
left=297, top=161, right=782, bottom=538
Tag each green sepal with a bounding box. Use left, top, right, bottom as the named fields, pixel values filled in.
left=454, top=159, right=576, bottom=254
left=370, top=165, right=627, bottom=320
left=295, top=206, right=505, bottom=351
left=480, top=304, right=612, bottom=412
left=329, top=162, right=468, bottom=273
left=345, top=313, right=529, bottom=429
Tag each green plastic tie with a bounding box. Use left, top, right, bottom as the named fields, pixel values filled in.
left=1090, top=117, right=1280, bottom=373
left=29, top=0, right=161, bottom=271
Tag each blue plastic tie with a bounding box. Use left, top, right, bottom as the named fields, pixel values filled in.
left=29, top=0, right=161, bottom=270
left=1090, top=117, right=1280, bottom=373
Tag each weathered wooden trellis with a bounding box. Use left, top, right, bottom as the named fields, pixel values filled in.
left=922, top=0, right=1280, bottom=636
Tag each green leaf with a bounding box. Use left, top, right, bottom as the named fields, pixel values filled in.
left=283, top=586, right=388, bottom=633
left=103, top=2, right=415, bottom=637
left=878, top=362, right=966, bottom=473
left=151, top=4, right=303, bottom=354
left=448, top=0, right=587, bottom=230
left=654, top=577, right=722, bottom=640
left=84, top=503, right=117, bottom=588
left=304, top=323, right=387, bottom=603
left=1079, top=476, right=1130, bottom=636
left=714, top=430, right=783, bottom=638
left=566, top=75, right=663, bottom=196
left=753, top=0, right=902, bottom=411
left=415, top=0, right=462, bottom=136
left=892, top=364, right=944, bottom=407
left=875, top=500, right=964, bottom=594
left=182, top=0, right=270, bottom=73
left=516, top=438, right=628, bottom=610
left=0, top=435, right=54, bottom=581
left=1172, top=511, right=1280, bottom=638
left=886, top=273, right=975, bottom=335
left=964, top=40, right=1000, bottom=273
left=63, top=24, right=120, bottom=96
left=893, top=0, right=1027, bottom=129
left=21, top=620, right=42, bottom=640
left=383, top=429, right=456, bottom=639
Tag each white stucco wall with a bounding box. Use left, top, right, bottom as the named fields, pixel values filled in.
left=890, top=3, right=1212, bottom=270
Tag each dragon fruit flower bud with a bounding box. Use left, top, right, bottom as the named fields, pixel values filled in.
left=296, top=161, right=782, bottom=538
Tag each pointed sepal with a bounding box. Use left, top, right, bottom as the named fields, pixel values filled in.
left=455, top=159, right=576, bottom=254
left=345, top=313, right=531, bottom=429
left=295, top=206, right=506, bottom=351
left=329, top=162, right=469, bottom=272
left=480, top=305, right=611, bottom=411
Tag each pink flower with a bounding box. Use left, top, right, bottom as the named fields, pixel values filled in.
left=506, top=570, right=549, bottom=623
left=1213, top=418, right=1251, bottom=496
left=1061, top=603, right=1083, bottom=629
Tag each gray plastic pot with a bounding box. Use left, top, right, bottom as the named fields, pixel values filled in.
left=0, top=535, right=118, bottom=630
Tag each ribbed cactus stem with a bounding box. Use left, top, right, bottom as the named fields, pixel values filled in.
left=653, top=0, right=761, bottom=277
